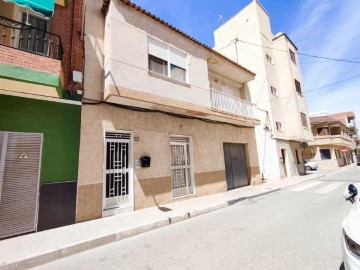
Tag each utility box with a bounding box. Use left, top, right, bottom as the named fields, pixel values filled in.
left=140, top=156, right=151, bottom=167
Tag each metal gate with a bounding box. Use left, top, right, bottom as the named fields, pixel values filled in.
left=0, top=131, right=43, bottom=239
left=170, top=136, right=194, bottom=198
left=104, top=132, right=132, bottom=210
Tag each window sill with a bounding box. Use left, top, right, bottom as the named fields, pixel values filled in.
left=148, top=71, right=190, bottom=88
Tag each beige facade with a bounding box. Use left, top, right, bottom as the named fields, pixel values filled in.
left=214, top=0, right=313, bottom=180
left=304, top=114, right=358, bottom=170
left=77, top=0, right=261, bottom=222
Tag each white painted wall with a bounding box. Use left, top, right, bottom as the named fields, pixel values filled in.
left=105, top=1, right=254, bottom=110
left=214, top=0, right=313, bottom=179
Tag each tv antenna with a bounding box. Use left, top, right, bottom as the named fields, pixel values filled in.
left=218, top=15, right=223, bottom=23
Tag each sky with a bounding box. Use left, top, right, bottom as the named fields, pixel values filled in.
left=130, top=0, right=360, bottom=127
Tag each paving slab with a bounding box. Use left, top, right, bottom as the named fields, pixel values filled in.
left=0, top=171, right=333, bottom=269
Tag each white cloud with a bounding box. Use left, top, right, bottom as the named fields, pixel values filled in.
left=289, top=0, right=360, bottom=126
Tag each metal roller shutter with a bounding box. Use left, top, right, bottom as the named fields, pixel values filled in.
left=0, top=132, right=43, bottom=239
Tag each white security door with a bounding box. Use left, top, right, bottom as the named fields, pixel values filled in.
left=0, top=132, right=42, bottom=239
left=104, top=132, right=133, bottom=210
left=170, top=136, right=194, bottom=198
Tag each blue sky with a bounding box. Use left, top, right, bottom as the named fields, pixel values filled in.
left=131, top=0, right=360, bottom=126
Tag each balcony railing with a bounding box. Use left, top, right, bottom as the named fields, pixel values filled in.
left=210, top=88, right=256, bottom=119
left=0, top=16, right=63, bottom=60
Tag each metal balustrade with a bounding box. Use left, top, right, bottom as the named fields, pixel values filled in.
left=0, top=16, right=63, bottom=60
left=210, top=88, right=256, bottom=118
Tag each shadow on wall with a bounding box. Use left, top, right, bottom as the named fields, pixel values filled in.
left=136, top=176, right=172, bottom=210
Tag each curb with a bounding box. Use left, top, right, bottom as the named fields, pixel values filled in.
left=0, top=187, right=283, bottom=270
left=0, top=170, right=345, bottom=269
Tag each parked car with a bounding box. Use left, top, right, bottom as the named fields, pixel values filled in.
left=304, top=160, right=318, bottom=171
left=342, top=184, right=360, bottom=269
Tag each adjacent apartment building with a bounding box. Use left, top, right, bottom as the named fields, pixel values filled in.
left=76, top=0, right=262, bottom=222
left=214, top=0, right=313, bottom=180
left=0, top=0, right=83, bottom=238
left=304, top=112, right=359, bottom=169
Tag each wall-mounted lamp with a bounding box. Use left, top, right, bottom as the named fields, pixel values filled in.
left=264, top=125, right=271, bottom=132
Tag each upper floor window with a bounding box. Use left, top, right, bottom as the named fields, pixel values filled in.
left=148, top=38, right=187, bottom=83
left=266, top=54, right=273, bottom=64
left=300, top=112, right=308, bottom=128
left=19, top=11, right=50, bottom=55
left=270, top=86, right=277, bottom=96
left=276, top=122, right=283, bottom=132
left=295, top=79, right=302, bottom=95
left=289, top=49, right=296, bottom=64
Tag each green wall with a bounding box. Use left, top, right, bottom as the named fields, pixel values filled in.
left=0, top=94, right=81, bottom=183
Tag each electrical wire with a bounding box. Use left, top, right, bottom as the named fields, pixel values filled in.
left=305, top=73, right=360, bottom=94
left=103, top=101, right=254, bottom=128
left=81, top=96, right=255, bottom=128
left=236, top=39, right=360, bottom=64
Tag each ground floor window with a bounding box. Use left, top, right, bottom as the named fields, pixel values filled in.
left=320, top=149, right=331, bottom=160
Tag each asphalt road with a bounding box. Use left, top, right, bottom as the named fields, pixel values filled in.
left=33, top=167, right=360, bottom=270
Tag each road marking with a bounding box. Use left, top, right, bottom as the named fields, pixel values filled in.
left=314, top=182, right=344, bottom=194
left=291, top=181, right=323, bottom=192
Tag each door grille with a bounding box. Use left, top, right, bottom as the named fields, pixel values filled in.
left=170, top=136, right=193, bottom=197
left=104, top=132, right=132, bottom=209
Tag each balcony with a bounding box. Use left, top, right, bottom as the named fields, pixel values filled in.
left=0, top=16, right=63, bottom=60
left=309, top=135, right=353, bottom=147
left=210, top=88, right=256, bottom=119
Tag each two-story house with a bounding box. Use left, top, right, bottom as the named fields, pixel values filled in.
left=304, top=112, right=358, bottom=169
left=0, top=0, right=83, bottom=238
left=76, top=0, right=261, bottom=222
left=213, top=0, right=313, bottom=180
left=330, top=111, right=359, bottom=158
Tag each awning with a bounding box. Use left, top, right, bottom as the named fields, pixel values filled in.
left=5, top=0, right=55, bottom=17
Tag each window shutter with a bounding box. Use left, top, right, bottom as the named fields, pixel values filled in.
left=148, top=38, right=168, bottom=60
left=169, top=48, right=187, bottom=69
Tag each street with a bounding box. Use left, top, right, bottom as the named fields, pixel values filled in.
left=32, top=168, right=360, bottom=270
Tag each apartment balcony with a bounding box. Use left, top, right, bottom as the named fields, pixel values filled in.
left=210, top=88, right=256, bottom=119
left=0, top=16, right=64, bottom=98
left=0, top=16, right=63, bottom=60
left=308, top=135, right=353, bottom=147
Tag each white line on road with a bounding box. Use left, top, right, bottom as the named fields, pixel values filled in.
left=314, top=182, right=344, bottom=194
left=291, top=181, right=323, bottom=192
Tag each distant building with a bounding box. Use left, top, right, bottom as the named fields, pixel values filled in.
left=214, top=0, right=313, bottom=180
left=303, top=112, right=358, bottom=169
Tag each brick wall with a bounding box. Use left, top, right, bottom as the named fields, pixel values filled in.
left=51, top=0, right=84, bottom=91
left=0, top=46, right=61, bottom=74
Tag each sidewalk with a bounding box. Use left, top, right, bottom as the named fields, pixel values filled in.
left=0, top=169, right=347, bottom=269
